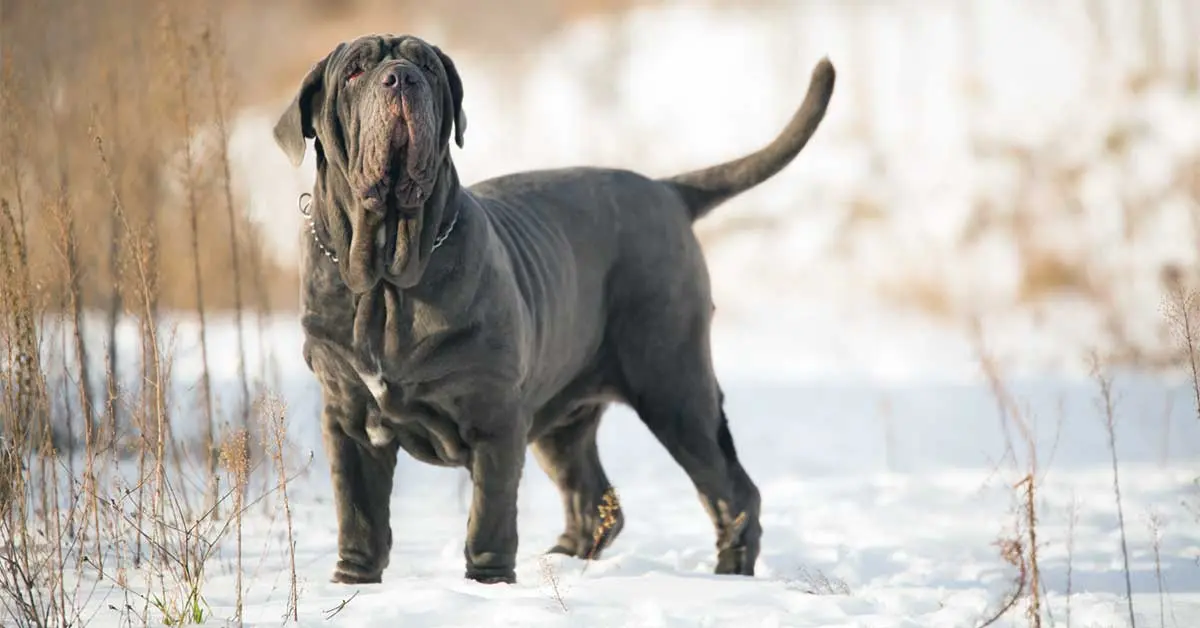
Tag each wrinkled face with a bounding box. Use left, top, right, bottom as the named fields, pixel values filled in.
left=274, top=35, right=466, bottom=293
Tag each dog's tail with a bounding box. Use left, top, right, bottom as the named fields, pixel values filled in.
left=661, top=58, right=836, bottom=222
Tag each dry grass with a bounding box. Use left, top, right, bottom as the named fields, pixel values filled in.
left=0, top=351, right=309, bottom=627
left=589, top=489, right=622, bottom=559
left=876, top=272, right=958, bottom=320
left=789, top=566, right=851, bottom=596
left=969, top=307, right=1196, bottom=628
left=218, top=429, right=251, bottom=627
left=0, top=4, right=326, bottom=624
left=1146, top=511, right=1167, bottom=628
left=2, top=0, right=299, bottom=314
left=1162, top=270, right=1200, bottom=422
left=1162, top=267, right=1200, bottom=545
left=1016, top=249, right=1096, bottom=304
left=261, top=394, right=302, bottom=624
left=321, top=591, right=359, bottom=621
left=977, top=535, right=1032, bottom=628
left=1090, top=354, right=1138, bottom=628
left=529, top=486, right=626, bottom=611
left=973, top=321, right=1049, bottom=628
left=538, top=555, right=569, bottom=612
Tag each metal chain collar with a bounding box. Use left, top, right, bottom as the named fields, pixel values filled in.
left=299, top=193, right=338, bottom=263
left=298, top=192, right=461, bottom=265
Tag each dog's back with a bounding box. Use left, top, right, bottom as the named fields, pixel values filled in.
left=463, top=50, right=834, bottom=402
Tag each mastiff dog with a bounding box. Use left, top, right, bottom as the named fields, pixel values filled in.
left=274, top=33, right=835, bottom=585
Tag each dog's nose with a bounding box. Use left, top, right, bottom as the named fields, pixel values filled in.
left=380, top=67, right=418, bottom=90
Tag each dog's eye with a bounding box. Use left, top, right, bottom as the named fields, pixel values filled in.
left=345, top=68, right=364, bottom=84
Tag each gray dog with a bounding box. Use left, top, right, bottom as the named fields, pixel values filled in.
left=274, top=34, right=835, bottom=585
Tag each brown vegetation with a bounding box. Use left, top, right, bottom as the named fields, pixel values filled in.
left=1, top=0, right=298, bottom=314
left=1, top=0, right=696, bottom=320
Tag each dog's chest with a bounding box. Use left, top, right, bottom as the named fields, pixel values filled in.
left=305, top=287, right=450, bottom=401
left=354, top=368, right=400, bottom=447
left=350, top=363, right=470, bottom=465
left=352, top=365, right=396, bottom=421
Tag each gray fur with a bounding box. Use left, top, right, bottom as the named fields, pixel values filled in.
left=274, top=33, right=835, bottom=585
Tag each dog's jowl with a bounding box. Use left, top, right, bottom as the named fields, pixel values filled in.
left=274, top=34, right=835, bottom=585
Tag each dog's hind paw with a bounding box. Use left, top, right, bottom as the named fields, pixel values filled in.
left=713, top=511, right=757, bottom=576
left=714, top=545, right=755, bottom=576
left=546, top=542, right=577, bottom=557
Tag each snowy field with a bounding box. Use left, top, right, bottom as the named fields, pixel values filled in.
left=30, top=310, right=1199, bottom=628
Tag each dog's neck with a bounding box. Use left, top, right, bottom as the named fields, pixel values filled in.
left=342, top=173, right=486, bottom=371
left=399, top=162, right=467, bottom=289
left=399, top=170, right=482, bottom=300
left=427, top=163, right=464, bottom=251
left=304, top=157, right=469, bottom=290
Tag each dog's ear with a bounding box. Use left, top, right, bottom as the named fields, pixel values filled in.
left=432, top=45, right=467, bottom=149
left=273, top=55, right=330, bottom=167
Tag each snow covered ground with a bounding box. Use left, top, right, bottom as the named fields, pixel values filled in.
left=31, top=311, right=1199, bottom=627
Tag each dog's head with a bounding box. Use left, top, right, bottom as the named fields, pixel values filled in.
left=275, top=35, right=467, bottom=292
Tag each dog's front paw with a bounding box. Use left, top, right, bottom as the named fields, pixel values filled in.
left=465, top=567, right=516, bottom=585
left=331, top=559, right=383, bottom=584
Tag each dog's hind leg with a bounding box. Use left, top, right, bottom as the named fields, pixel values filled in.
left=533, top=403, right=625, bottom=559
left=617, top=320, right=761, bottom=576
left=713, top=386, right=762, bottom=571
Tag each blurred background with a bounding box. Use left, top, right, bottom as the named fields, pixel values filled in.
left=4, top=0, right=1200, bottom=404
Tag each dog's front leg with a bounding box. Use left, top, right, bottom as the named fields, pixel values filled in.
left=323, top=398, right=400, bottom=584
left=462, top=406, right=526, bottom=584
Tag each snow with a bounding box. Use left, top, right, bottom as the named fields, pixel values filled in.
left=29, top=307, right=1200, bottom=627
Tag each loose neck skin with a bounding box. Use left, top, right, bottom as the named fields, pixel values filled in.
left=312, top=153, right=470, bottom=298
left=400, top=179, right=491, bottom=311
